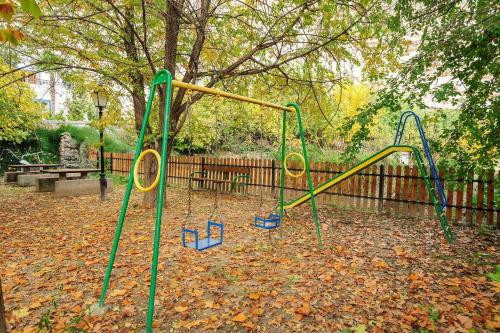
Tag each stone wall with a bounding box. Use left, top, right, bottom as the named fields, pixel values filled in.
left=59, top=132, right=81, bottom=168
left=59, top=132, right=96, bottom=168
left=78, top=142, right=94, bottom=168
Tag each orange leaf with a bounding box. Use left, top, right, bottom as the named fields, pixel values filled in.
left=28, top=301, right=42, bottom=309
left=232, top=312, right=247, bottom=322
left=248, top=292, right=261, bottom=300
left=295, top=302, right=312, bottom=316
left=71, top=304, right=82, bottom=313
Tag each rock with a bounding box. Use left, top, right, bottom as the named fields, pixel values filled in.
left=59, top=132, right=80, bottom=168
left=79, top=141, right=94, bottom=168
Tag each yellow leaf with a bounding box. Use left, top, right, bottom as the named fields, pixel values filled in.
left=353, top=324, right=367, bottom=333
left=248, top=292, right=261, bottom=300
left=73, top=291, right=84, bottom=300
left=175, top=306, right=188, bottom=313
left=192, top=289, right=204, bottom=297
left=232, top=312, right=247, bottom=322
left=110, top=289, right=127, bottom=297
left=12, top=307, right=30, bottom=320
left=371, top=257, right=389, bottom=269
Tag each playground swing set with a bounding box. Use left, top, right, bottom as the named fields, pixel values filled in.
left=98, top=70, right=455, bottom=332
left=182, top=90, right=224, bottom=250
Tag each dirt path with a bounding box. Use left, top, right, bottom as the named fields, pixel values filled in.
left=0, top=184, right=498, bottom=332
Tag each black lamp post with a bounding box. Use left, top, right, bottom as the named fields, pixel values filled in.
left=91, top=90, right=109, bottom=201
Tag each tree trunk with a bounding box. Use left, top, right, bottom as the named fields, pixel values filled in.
left=122, top=5, right=158, bottom=208
left=0, top=277, right=7, bottom=333
left=139, top=0, right=186, bottom=208
left=142, top=143, right=160, bottom=208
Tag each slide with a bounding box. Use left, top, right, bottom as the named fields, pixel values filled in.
left=283, top=145, right=415, bottom=210
left=284, top=144, right=455, bottom=242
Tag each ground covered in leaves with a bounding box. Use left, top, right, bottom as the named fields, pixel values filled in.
left=0, top=183, right=498, bottom=332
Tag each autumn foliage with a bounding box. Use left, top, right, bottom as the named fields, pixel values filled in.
left=0, top=186, right=498, bottom=332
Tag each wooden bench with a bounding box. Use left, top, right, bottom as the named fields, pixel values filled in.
left=189, top=165, right=251, bottom=192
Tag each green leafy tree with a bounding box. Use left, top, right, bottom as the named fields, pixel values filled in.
left=343, top=0, right=499, bottom=173
left=0, top=0, right=41, bottom=44
left=3, top=0, right=401, bottom=205
left=0, top=59, right=45, bottom=143
left=64, top=90, right=96, bottom=121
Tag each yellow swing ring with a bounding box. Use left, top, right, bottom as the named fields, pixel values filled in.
left=133, top=149, right=161, bottom=192
left=284, top=152, right=306, bottom=178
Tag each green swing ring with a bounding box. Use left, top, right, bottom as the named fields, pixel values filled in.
left=284, top=152, right=306, bottom=178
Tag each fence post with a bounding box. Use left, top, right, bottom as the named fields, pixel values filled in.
left=271, top=159, right=276, bottom=194
left=200, top=157, right=205, bottom=190
left=109, top=153, right=113, bottom=174
left=378, top=165, right=385, bottom=212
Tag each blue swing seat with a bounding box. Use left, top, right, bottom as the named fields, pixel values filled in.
left=254, top=213, right=281, bottom=229
left=182, top=220, right=224, bottom=251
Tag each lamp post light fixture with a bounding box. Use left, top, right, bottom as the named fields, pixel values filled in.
left=91, top=90, right=109, bottom=201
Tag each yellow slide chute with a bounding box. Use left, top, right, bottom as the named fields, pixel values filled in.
left=283, top=145, right=414, bottom=210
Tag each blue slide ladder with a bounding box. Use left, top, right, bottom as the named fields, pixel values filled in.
left=393, top=111, right=455, bottom=242
left=394, top=111, right=447, bottom=211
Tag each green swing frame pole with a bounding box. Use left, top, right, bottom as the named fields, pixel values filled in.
left=286, top=102, right=323, bottom=247
left=98, top=70, right=173, bottom=333
left=98, top=70, right=170, bottom=308
left=99, top=69, right=323, bottom=331
left=146, top=71, right=173, bottom=331
left=279, top=110, right=287, bottom=221
left=278, top=102, right=322, bottom=246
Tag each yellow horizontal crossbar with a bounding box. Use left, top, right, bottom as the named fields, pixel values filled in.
left=172, top=80, right=293, bottom=112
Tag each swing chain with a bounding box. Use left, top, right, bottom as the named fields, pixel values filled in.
left=272, top=109, right=282, bottom=212
left=258, top=105, right=265, bottom=213
left=210, top=95, right=223, bottom=221
left=184, top=89, right=194, bottom=227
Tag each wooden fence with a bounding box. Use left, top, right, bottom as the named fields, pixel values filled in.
left=89, top=151, right=500, bottom=227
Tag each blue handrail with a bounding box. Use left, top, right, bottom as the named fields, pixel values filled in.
left=393, top=111, right=447, bottom=210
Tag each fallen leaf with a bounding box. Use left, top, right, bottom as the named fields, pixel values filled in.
left=353, top=324, right=367, bottom=333
left=232, top=312, right=247, bottom=322
left=248, top=292, right=261, bottom=300
left=71, top=304, right=82, bottom=313
left=175, top=306, right=188, bottom=313
left=110, top=289, right=127, bottom=297
left=12, top=307, right=30, bottom=320
left=295, top=302, right=312, bottom=316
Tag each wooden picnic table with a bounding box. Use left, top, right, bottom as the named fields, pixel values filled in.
left=41, top=168, right=100, bottom=180
left=9, top=164, right=60, bottom=174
